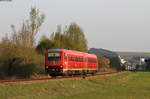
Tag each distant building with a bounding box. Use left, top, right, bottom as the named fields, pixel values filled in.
left=140, top=58, right=145, bottom=63
left=145, top=58, right=150, bottom=70
left=118, top=56, right=133, bottom=70
left=136, top=58, right=146, bottom=71
left=118, top=56, right=126, bottom=64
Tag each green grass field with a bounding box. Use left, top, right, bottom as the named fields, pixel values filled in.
left=0, top=72, right=150, bottom=99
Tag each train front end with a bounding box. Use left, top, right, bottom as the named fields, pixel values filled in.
left=45, top=49, right=63, bottom=76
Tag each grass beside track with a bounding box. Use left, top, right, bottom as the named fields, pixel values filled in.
left=0, top=72, right=150, bottom=99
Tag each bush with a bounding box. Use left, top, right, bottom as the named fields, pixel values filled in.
left=36, top=37, right=54, bottom=55
left=97, top=57, right=110, bottom=71
left=109, top=57, right=121, bottom=70
left=0, top=42, right=44, bottom=79
left=0, top=8, right=45, bottom=79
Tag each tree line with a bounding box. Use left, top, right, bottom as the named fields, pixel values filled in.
left=0, top=8, right=89, bottom=79
left=36, top=23, right=88, bottom=55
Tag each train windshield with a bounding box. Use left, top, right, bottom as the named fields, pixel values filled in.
left=48, top=52, right=61, bottom=63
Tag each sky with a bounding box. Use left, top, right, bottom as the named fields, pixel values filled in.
left=0, top=0, right=150, bottom=52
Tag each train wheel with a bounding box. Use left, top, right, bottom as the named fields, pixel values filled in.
left=50, top=74, right=57, bottom=78
left=91, top=71, right=96, bottom=76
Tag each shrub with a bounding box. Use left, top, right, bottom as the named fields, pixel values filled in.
left=0, top=42, right=44, bottom=79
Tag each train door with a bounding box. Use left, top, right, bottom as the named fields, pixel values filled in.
left=83, top=54, right=88, bottom=74
left=64, top=53, right=68, bottom=72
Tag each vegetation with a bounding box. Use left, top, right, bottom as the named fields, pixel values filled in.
left=0, top=8, right=45, bottom=79
left=145, top=59, right=150, bottom=70
left=64, top=23, right=88, bottom=52
left=36, top=36, right=55, bottom=55
left=0, top=72, right=150, bottom=99
left=0, top=7, right=89, bottom=79
left=109, top=57, right=122, bottom=70
left=89, top=48, right=121, bottom=70
left=97, top=57, right=111, bottom=71
left=36, top=23, right=88, bottom=54
left=11, top=8, right=45, bottom=47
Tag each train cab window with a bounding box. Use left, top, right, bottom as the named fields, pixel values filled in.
left=48, top=52, right=61, bottom=63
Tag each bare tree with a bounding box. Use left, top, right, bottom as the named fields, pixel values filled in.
left=11, top=8, right=45, bottom=47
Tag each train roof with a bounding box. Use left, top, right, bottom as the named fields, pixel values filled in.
left=47, top=49, right=97, bottom=57
left=48, top=49, right=68, bottom=52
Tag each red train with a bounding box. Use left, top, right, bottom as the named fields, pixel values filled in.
left=45, top=49, right=99, bottom=76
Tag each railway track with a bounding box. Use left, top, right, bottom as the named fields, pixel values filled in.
left=0, top=71, right=125, bottom=84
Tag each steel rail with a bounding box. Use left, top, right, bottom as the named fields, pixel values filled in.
left=0, top=71, right=124, bottom=84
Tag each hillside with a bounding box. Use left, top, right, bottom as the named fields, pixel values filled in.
left=89, top=48, right=118, bottom=58
left=89, top=49, right=150, bottom=64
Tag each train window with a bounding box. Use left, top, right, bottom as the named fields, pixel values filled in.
left=48, top=52, right=61, bottom=63
left=71, top=57, right=73, bottom=61
left=73, top=57, right=75, bottom=61
left=71, top=56, right=74, bottom=61
left=69, top=56, right=71, bottom=61
left=48, top=53, right=60, bottom=57
left=81, top=58, right=83, bottom=62
left=76, top=57, right=79, bottom=62
left=64, top=56, right=67, bottom=60
left=77, top=57, right=79, bottom=62
left=68, top=56, right=74, bottom=61
left=71, top=56, right=73, bottom=61
left=67, top=56, right=86, bottom=62
left=70, top=56, right=72, bottom=61
left=75, top=57, right=77, bottom=61
left=68, top=56, right=70, bottom=61
left=79, top=58, right=81, bottom=62
left=77, top=58, right=80, bottom=62
left=48, top=56, right=61, bottom=63
left=88, top=58, right=96, bottom=63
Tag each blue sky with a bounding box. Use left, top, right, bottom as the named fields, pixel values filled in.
left=0, top=0, right=150, bottom=52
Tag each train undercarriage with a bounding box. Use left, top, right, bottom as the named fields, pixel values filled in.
left=45, top=66, right=97, bottom=77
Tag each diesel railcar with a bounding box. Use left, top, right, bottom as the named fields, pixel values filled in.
left=45, top=49, right=98, bottom=76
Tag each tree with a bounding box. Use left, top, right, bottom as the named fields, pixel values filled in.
left=0, top=36, right=44, bottom=78
left=65, top=23, right=88, bottom=52
left=51, top=25, right=69, bottom=49
left=11, top=8, right=45, bottom=47
left=49, top=23, right=88, bottom=52
left=53, top=25, right=63, bottom=48
left=36, top=36, right=55, bottom=55
left=98, top=57, right=110, bottom=71
left=110, top=57, right=121, bottom=70
left=0, top=8, right=45, bottom=79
